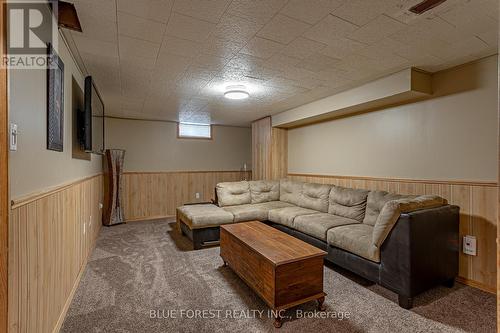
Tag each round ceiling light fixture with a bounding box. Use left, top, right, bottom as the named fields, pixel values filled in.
left=224, top=85, right=250, bottom=100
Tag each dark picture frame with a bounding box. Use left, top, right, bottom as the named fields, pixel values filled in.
left=47, top=43, right=65, bottom=152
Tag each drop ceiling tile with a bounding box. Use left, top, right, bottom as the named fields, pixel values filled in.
left=364, top=37, right=440, bottom=66
left=120, top=63, right=153, bottom=83
left=160, top=35, right=201, bottom=59
left=80, top=51, right=120, bottom=76
left=318, top=37, right=366, bottom=59
left=142, top=97, right=175, bottom=115
left=73, top=0, right=117, bottom=23
left=332, top=0, right=393, bottom=26
left=154, top=51, right=191, bottom=79
left=383, top=0, right=467, bottom=24
left=175, top=74, right=210, bottom=95
left=165, top=12, right=216, bottom=42
left=264, top=53, right=302, bottom=71
left=178, top=107, right=212, bottom=124
left=172, top=0, right=231, bottom=23
left=333, top=53, right=377, bottom=72
left=281, top=37, right=326, bottom=59
left=303, top=14, right=359, bottom=45
left=413, top=16, right=470, bottom=44
left=73, top=16, right=117, bottom=44
left=348, top=14, right=406, bottom=44
left=200, top=38, right=245, bottom=59
left=227, top=0, right=288, bottom=24
left=477, top=30, right=498, bottom=48
left=223, top=54, right=282, bottom=81
left=296, top=53, right=340, bottom=73
left=119, top=35, right=160, bottom=66
left=265, top=75, right=325, bottom=90
left=73, top=0, right=499, bottom=126
left=73, top=35, right=118, bottom=58
left=224, top=53, right=265, bottom=71
left=211, top=14, right=263, bottom=43
left=280, top=0, right=345, bottom=25
left=245, top=63, right=282, bottom=81
left=117, top=0, right=173, bottom=23
left=388, top=22, right=457, bottom=61
left=433, top=36, right=491, bottom=62
left=121, top=78, right=150, bottom=99
left=117, top=12, right=166, bottom=43
left=279, top=66, right=320, bottom=82
left=355, top=43, right=408, bottom=62
left=183, top=66, right=218, bottom=82
left=240, top=37, right=285, bottom=60
left=438, top=1, right=498, bottom=37
left=191, top=53, right=230, bottom=71
left=258, top=14, right=311, bottom=44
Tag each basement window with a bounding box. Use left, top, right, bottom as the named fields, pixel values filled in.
left=177, top=122, right=212, bottom=139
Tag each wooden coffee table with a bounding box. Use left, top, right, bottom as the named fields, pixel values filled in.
left=220, top=221, right=327, bottom=328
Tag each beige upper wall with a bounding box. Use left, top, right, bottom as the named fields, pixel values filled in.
left=105, top=118, right=252, bottom=172
left=288, top=55, right=498, bottom=182
left=9, top=32, right=102, bottom=199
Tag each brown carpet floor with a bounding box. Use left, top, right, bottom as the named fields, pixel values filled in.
left=61, top=218, right=496, bottom=333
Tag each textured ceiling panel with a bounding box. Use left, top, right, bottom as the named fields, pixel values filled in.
left=69, top=0, right=498, bottom=126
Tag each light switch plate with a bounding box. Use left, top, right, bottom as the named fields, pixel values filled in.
left=463, top=235, right=477, bottom=256
left=9, top=123, right=18, bottom=151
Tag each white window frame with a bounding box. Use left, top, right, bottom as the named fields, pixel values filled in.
left=177, top=122, right=213, bottom=140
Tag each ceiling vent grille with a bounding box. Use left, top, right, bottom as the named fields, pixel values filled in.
left=409, top=0, right=448, bottom=14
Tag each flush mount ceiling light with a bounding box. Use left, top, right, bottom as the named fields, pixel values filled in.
left=224, top=85, right=250, bottom=100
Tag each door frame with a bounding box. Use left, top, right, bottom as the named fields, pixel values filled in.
left=0, top=0, right=8, bottom=331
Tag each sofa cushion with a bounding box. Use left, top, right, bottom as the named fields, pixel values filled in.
left=372, top=195, right=447, bottom=248
left=329, top=186, right=369, bottom=222
left=268, top=206, right=318, bottom=228
left=223, top=201, right=294, bottom=222
left=279, top=179, right=303, bottom=206
left=327, top=224, right=379, bottom=262
left=216, top=181, right=251, bottom=207
left=177, top=204, right=234, bottom=229
left=294, top=213, right=359, bottom=241
left=363, top=191, right=413, bottom=226
left=249, top=180, right=280, bottom=203
left=299, top=183, right=332, bottom=213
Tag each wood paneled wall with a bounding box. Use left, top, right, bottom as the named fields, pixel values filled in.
left=271, top=128, right=288, bottom=180
left=252, top=117, right=287, bottom=180
left=1, top=0, right=8, bottom=329
left=252, top=118, right=272, bottom=180
left=9, top=175, right=103, bottom=333
left=288, top=173, right=497, bottom=293
left=122, top=171, right=252, bottom=221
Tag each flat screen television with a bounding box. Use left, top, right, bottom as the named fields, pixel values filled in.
left=78, top=76, right=104, bottom=154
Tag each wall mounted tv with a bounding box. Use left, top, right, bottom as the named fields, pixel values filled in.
left=78, top=76, right=105, bottom=154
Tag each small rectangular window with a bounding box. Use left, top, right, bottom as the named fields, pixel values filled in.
left=177, top=122, right=212, bottom=139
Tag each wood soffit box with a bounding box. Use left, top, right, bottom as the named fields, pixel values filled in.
left=272, top=68, right=432, bottom=129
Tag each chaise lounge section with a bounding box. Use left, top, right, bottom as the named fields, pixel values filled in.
left=176, top=179, right=459, bottom=309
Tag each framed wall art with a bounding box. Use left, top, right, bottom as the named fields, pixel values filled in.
left=47, top=43, right=65, bottom=152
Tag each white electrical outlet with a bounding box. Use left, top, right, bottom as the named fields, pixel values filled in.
left=195, top=192, right=200, bottom=199
left=463, top=235, right=477, bottom=256
left=99, top=203, right=103, bottom=209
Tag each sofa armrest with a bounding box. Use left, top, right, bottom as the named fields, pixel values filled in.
left=379, top=204, right=460, bottom=298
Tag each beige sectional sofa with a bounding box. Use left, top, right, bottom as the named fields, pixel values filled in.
left=176, top=179, right=459, bottom=309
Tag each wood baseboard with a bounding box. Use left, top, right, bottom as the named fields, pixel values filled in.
left=456, top=277, right=496, bottom=294
left=125, top=215, right=174, bottom=223
left=52, top=228, right=101, bottom=333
